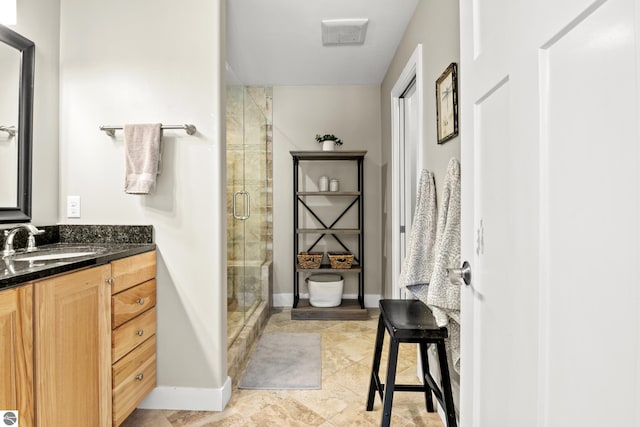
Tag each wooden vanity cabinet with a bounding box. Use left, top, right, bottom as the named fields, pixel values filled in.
left=32, top=250, right=157, bottom=427
left=35, top=264, right=112, bottom=427
left=0, top=284, right=34, bottom=427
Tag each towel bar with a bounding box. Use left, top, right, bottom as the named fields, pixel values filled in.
left=99, top=124, right=196, bottom=137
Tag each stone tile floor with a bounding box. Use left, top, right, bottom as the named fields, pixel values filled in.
left=121, top=309, right=445, bottom=426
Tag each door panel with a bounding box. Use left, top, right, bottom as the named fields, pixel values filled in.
left=0, top=285, right=33, bottom=427
left=460, top=0, right=640, bottom=425
left=473, top=0, right=509, bottom=58
left=541, top=1, right=638, bottom=424
left=474, top=81, right=525, bottom=423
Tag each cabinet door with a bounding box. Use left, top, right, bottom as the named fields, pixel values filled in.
left=35, top=265, right=111, bottom=427
left=0, top=285, right=34, bottom=427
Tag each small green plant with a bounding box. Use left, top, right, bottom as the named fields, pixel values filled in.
left=315, top=134, right=343, bottom=145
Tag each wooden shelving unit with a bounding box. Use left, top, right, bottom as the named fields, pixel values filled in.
left=291, top=150, right=367, bottom=320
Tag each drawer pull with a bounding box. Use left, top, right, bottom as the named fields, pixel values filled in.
left=135, top=374, right=144, bottom=381
left=136, top=298, right=145, bottom=305
left=106, top=277, right=114, bottom=285
left=136, top=330, right=144, bottom=336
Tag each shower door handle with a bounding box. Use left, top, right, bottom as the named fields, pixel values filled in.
left=233, top=190, right=250, bottom=220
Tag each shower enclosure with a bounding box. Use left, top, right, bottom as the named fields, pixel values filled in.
left=226, top=67, right=272, bottom=346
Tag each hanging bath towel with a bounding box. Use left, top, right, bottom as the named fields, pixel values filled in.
left=400, top=169, right=437, bottom=303
left=124, top=123, right=162, bottom=194
left=427, top=158, right=461, bottom=373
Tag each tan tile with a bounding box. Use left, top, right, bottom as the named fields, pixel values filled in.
left=166, top=411, right=218, bottom=426
left=328, top=404, right=401, bottom=427
left=120, top=409, right=174, bottom=427
left=249, top=399, right=326, bottom=426
left=285, top=382, right=355, bottom=420
left=199, top=412, right=255, bottom=427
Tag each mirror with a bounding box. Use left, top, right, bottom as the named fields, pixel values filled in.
left=0, top=24, right=34, bottom=223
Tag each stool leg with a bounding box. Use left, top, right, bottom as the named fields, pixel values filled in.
left=381, top=337, right=400, bottom=427
left=419, top=343, right=435, bottom=412
left=436, top=341, right=457, bottom=427
left=366, top=314, right=386, bottom=411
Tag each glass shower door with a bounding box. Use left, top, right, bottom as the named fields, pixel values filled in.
left=226, top=70, right=268, bottom=345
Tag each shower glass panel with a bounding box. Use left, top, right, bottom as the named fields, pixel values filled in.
left=226, top=66, right=270, bottom=346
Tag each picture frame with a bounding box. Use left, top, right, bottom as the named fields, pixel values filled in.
left=435, top=62, right=459, bottom=144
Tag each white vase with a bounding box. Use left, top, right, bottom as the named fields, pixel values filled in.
left=322, top=140, right=336, bottom=151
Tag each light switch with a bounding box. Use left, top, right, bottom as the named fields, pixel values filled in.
left=67, top=195, right=80, bottom=218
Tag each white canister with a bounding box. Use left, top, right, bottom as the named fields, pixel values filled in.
left=318, top=176, right=329, bottom=192
left=329, top=179, right=339, bottom=192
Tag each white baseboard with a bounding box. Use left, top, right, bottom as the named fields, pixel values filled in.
left=273, top=293, right=381, bottom=308
left=137, top=376, right=232, bottom=411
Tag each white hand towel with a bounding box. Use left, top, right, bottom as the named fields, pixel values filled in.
left=124, top=123, right=162, bottom=194
left=427, top=158, right=461, bottom=372
left=399, top=169, right=437, bottom=300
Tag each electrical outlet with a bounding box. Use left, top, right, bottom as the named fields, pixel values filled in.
left=67, top=196, right=81, bottom=218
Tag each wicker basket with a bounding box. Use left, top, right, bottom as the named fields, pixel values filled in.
left=297, top=252, right=323, bottom=269
left=328, top=252, right=354, bottom=269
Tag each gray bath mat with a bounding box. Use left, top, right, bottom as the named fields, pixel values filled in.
left=238, top=332, right=321, bottom=390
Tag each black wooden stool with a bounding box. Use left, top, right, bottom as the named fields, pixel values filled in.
left=366, top=299, right=457, bottom=427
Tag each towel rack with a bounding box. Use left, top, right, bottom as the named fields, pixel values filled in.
left=99, top=124, right=196, bottom=137
left=0, top=125, right=16, bottom=137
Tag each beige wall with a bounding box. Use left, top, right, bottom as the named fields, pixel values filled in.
left=59, top=0, right=229, bottom=409
left=272, top=85, right=382, bottom=306
left=380, top=0, right=461, bottom=297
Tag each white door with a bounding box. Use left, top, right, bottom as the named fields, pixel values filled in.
left=399, top=79, right=420, bottom=298
left=391, top=45, right=423, bottom=298
left=459, top=0, right=640, bottom=426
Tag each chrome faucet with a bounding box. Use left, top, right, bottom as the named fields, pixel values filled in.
left=2, top=224, right=45, bottom=257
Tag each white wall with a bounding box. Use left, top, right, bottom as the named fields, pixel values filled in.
left=272, top=85, right=382, bottom=306
left=12, top=0, right=60, bottom=224
left=59, top=0, right=229, bottom=409
left=380, top=0, right=461, bottom=298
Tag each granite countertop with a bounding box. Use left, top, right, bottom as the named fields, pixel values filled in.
left=0, top=242, right=156, bottom=290
left=0, top=225, right=156, bottom=290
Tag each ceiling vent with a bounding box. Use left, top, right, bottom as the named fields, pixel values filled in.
left=321, top=19, right=369, bottom=46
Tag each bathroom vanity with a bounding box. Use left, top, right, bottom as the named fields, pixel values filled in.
left=0, top=242, right=156, bottom=427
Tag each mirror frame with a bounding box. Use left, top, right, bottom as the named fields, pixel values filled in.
left=0, top=25, right=34, bottom=223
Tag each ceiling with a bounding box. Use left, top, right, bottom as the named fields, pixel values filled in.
left=226, top=0, right=419, bottom=86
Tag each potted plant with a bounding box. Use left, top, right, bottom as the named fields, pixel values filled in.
left=315, top=134, right=343, bottom=151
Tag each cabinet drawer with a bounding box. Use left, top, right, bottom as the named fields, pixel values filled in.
left=112, top=280, right=156, bottom=329
left=112, top=307, right=156, bottom=362
left=111, top=251, right=156, bottom=294
left=112, top=336, right=156, bottom=427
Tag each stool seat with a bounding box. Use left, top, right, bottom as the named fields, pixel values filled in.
left=367, top=299, right=457, bottom=427
left=379, top=299, right=447, bottom=340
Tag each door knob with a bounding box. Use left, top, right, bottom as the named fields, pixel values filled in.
left=447, top=261, right=472, bottom=286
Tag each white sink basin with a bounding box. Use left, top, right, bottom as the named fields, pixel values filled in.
left=12, top=251, right=97, bottom=262
left=9, top=246, right=107, bottom=263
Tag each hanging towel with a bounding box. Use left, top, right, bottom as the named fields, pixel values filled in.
left=124, top=123, right=162, bottom=194
left=427, top=158, right=461, bottom=373
left=399, top=170, right=437, bottom=302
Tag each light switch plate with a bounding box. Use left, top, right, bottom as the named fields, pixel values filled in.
left=67, top=195, right=81, bottom=218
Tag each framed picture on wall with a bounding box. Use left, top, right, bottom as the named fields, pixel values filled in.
left=436, top=62, right=459, bottom=144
